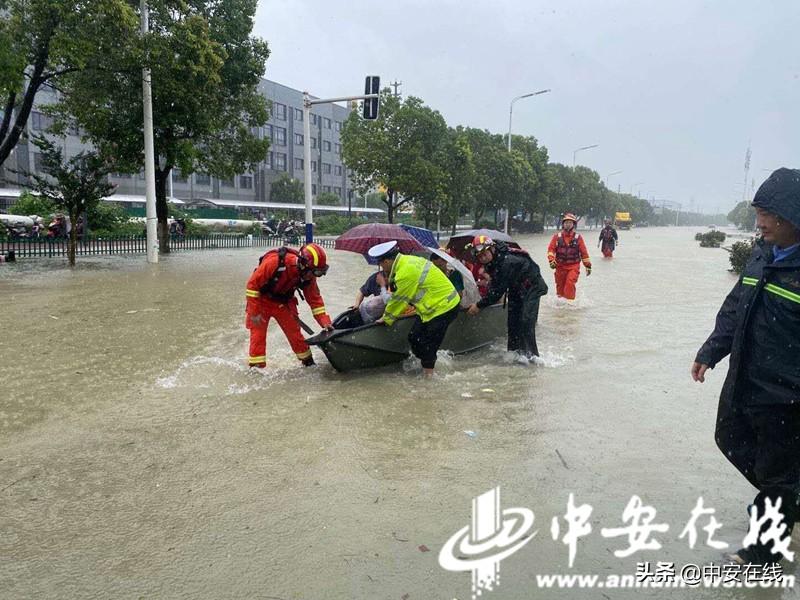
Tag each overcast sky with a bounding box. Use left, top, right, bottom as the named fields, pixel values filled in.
left=254, top=0, right=799, bottom=214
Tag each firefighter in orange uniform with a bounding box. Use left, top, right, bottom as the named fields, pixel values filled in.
left=546, top=213, right=591, bottom=300
left=245, top=243, right=333, bottom=368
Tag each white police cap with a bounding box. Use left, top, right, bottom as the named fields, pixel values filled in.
left=367, top=240, right=399, bottom=260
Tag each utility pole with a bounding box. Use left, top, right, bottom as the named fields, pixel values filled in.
left=742, top=142, right=751, bottom=204
left=390, top=80, right=402, bottom=98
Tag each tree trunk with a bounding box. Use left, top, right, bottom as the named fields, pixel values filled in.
left=0, top=47, right=48, bottom=165
left=386, top=190, right=395, bottom=224
left=155, top=167, right=170, bottom=253
left=68, top=211, right=78, bottom=267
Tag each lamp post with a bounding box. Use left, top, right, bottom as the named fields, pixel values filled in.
left=140, top=0, right=158, bottom=263
left=573, top=144, right=599, bottom=167
left=504, top=88, right=551, bottom=233
left=631, top=181, right=644, bottom=197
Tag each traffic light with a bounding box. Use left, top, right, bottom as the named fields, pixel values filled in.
left=363, top=76, right=380, bottom=120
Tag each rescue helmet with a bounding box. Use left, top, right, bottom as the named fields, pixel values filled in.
left=469, top=234, right=495, bottom=256
left=300, top=242, right=329, bottom=276
left=562, top=213, right=578, bottom=225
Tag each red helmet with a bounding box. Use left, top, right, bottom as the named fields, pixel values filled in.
left=300, top=243, right=329, bottom=276
left=562, top=213, right=578, bottom=225
left=469, top=234, right=495, bottom=256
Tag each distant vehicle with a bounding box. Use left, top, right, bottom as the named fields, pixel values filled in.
left=614, top=211, right=633, bottom=230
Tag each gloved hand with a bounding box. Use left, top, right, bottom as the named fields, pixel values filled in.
left=549, top=260, right=557, bottom=270
left=585, top=265, right=592, bottom=276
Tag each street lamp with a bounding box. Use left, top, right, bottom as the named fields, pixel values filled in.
left=631, top=181, right=644, bottom=196
left=504, top=88, right=551, bottom=233
left=605, top=170, right=622, bottom=186
left=573, top=144, right=599, bottom=167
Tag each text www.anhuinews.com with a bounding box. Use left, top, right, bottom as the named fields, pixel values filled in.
left=534, top=574, right=796, bottom=589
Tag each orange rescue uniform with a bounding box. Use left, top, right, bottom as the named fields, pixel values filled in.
left=245, top=248, right=331, bottom=367
left=547, top=231, right=591, bottom=300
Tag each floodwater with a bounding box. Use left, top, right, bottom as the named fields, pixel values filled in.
left=1, top=227, right=795, bottom=599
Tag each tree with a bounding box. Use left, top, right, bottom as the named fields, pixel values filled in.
left=20, top=136, right=113, bottom=265
left=728, top=201, right=756, bottom=230
left=316, top=191, right=342, bottom=206
left=10, top=190, right=55, bottom=217
left=51, top=0, right=270, bottom=252
left=341, top=90, right=449, bottom=223
left=269, top=173, right=303, bottom=203
left=439, top=129, right=475, bottom=234
left=0, top=0, right=135, bottom=167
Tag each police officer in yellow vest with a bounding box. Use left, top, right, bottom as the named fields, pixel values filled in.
left=369, top=241, right=460, bottom=376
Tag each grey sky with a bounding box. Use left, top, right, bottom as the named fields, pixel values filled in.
left=255, top=0, right=799, bottom=213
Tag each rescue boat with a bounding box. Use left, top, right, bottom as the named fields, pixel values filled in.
left=305, top=304, right=507, bottom=372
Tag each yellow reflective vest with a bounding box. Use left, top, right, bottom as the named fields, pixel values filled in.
left=383, top=254, right=460, bottom=326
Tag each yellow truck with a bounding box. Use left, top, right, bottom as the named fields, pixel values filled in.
left=614, top=212, right=633, bottom=230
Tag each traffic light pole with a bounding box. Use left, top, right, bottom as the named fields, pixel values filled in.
left=301, top=92, right=379, bottom=243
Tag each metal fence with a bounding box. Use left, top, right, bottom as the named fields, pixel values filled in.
left=0, top=234, right=336, bottom=259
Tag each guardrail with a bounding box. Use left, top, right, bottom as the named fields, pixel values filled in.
left=0, top=234, right=336, bottom=259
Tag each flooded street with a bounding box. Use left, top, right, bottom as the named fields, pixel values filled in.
left=1, top=227, right=794, bottom=599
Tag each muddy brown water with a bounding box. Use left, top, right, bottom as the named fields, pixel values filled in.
left=1, top=227, right=794, bottom=599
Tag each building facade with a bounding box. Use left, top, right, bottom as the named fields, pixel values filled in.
left=1, top=79, right=356, bottom=209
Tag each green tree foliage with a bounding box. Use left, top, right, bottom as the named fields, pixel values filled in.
left=727, top=201, right=756, bottom=230
left=10, top=190, right=55, bottom=217
left=269, top=173, right=303, bottom=203
left=21, top=135, right=114, bottom=265
left=341, top=90, right=449, bottom=223
left=50, top=0, right=270, bottom=252
left=315, top=191, right=342, bottom=206
left=0, top=0, right=135, bottom=165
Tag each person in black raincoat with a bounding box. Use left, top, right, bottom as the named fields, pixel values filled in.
left=467, top=235, right=548, bottom=359
left=692, top=168, right=800, bottom=565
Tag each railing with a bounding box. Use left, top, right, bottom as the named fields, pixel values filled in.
left=0, top=234, right=336, bottom=259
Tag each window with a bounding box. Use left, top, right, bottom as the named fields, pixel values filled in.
left=221, top=178, right=235, bottom=188
left=33, top=153, right=45, bottom=172
left=311, top=137, right=318, bottom=149
left=112, top=172, right=131, bottom=179
left=274, top=103, right=286, bottom=120
left=275, top=127, right=286, bottom=145
left=311, top=114, right=319, bottom=126
left=172, top=169, right=187, bottom=183
left=265, top=124, right=273, bottom=140
left=294, top=108, right=303, bottom=121
left=323, top=185, right=331, bottom=193
left=294, top=157, right=304, bottom=170
left=311, top=183, right=317, bottom=195
left=323, top=140, right=331, bottom=152
left=266, top=152, right=274, bottom=169
left=276, top=153, right=287, bottom=171
left=195, top=173, right=210, bottom=185
left=334, top=143, right=342, bottom=155
left=335, top=121, right=342, bottom=132
left=323, top=163, right=332, bottom=174
left=294, top=133, right=304, bottom=145
left=334, top=165, right=343, bottom=176
left=31, top=111, right=52, bottom=131
left=311, top=160, right=318, bottom=173
left=324, top=117, right=332, bottom=129
left=334, top=186, right=342, bottom=197
left=240, top=175, right=253, bottom=189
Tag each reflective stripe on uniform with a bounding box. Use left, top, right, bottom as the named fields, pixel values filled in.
left=311, top=306, right=327, bottom=315
left=295, top=349, right=312, bottom=359
left=742, top=277, right=759, bottom=286
left=413, top=263, right=432, bottom=302
left=246, top=289, right=261, bottom=298
left=765, top=283, right=800, bottom=305
left=445, top=290, right=458, bottom=302
left=249, top=355, right=266, bottom=363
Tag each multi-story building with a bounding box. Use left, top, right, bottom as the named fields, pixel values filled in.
left=1, top=79, right=359, bottom=212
